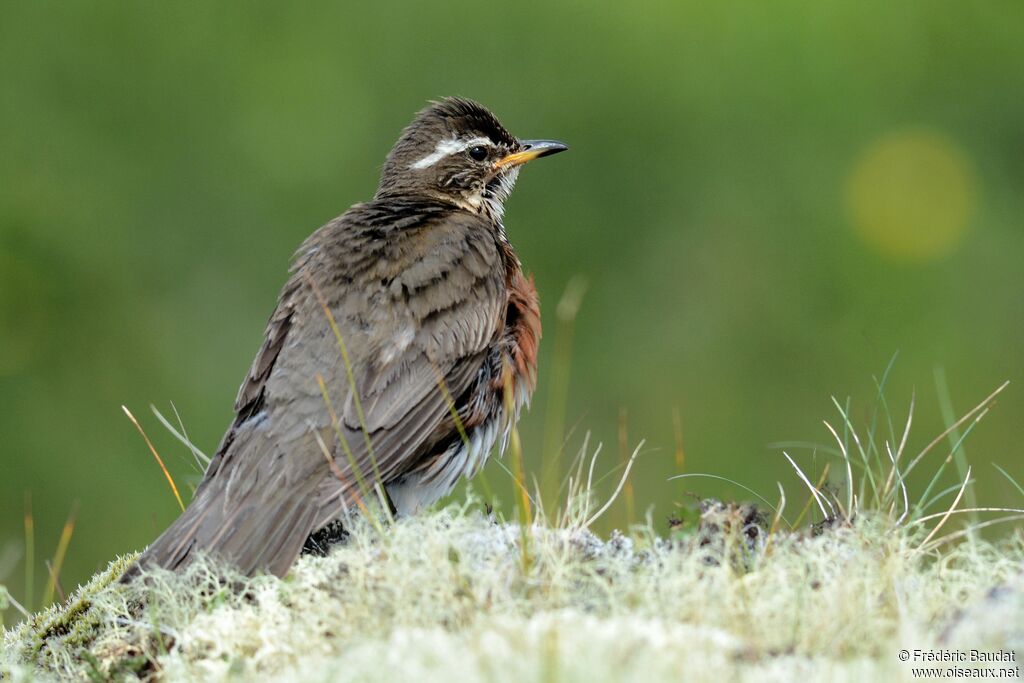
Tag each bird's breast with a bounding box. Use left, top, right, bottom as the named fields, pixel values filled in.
left=502, top=268, right=542, bottom=394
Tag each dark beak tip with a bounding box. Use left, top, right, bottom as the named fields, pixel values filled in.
left=521, top=139, right=569, bottom=158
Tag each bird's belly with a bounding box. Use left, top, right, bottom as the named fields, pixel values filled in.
left=385, top=410, right=505, bottom=516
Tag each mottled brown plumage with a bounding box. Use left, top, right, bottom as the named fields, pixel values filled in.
left=124, top=98, right=566, bottom=579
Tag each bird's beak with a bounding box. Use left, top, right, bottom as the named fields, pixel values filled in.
left=495, top=139, right=569, bottom=169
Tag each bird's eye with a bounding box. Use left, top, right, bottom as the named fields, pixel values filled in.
left=468, top=146, right=488, bottom=161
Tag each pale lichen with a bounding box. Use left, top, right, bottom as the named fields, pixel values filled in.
left=2, top=502, right=1022, bottom=682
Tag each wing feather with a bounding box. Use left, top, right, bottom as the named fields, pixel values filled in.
left=207, top=202, right=506, bottom=532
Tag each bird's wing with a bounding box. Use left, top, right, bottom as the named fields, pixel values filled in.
left=224, top=205, right=506, bottom=507
left=134, top=206, right=510, bottom=578
left=311, top=209, right=507, bottom=492
left=235, top=277, right=301, bottom=420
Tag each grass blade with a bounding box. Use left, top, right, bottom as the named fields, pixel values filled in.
left=123, top=405, right=185, bottom=512
left=24, top=492, right=34, bottom=611
left=41, top=502, right=78, bottom=607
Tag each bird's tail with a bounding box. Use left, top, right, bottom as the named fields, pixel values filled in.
left=120, top=431, right=325, bottom=582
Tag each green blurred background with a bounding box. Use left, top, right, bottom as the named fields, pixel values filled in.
left=2, top=1, right=1023, bottom=615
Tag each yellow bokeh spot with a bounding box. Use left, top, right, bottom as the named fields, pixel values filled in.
left=845, top=129, right=975, bottom=262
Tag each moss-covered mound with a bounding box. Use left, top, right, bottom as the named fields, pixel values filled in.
left=3, top=503, right=1022, bottom=682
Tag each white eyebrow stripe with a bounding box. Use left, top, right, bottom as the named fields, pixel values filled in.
left=410, top=136, right=494, bottom=169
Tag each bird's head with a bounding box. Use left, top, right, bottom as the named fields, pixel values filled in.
left=376, top=97, right=567, bottom=218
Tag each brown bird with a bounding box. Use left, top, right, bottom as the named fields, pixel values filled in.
left=125, top=97, right=566, bottom=579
